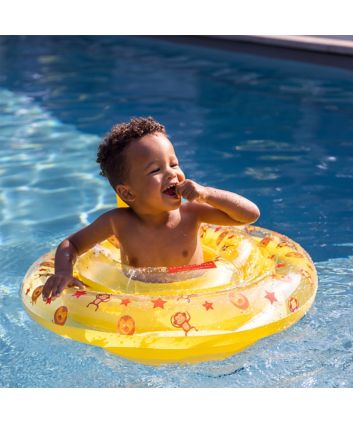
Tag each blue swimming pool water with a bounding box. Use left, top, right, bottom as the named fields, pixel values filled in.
left=1, top=36, right=353, bottom=387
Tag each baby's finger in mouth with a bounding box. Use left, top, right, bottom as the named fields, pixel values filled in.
left=175, top=184, right=183, bottom=196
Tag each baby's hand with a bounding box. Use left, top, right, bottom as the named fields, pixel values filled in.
left=42, top=272, right=85, bottom=301
left=176, top=180, right=209, bottom=203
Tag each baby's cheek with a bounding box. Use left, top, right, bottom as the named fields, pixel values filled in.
left=146, top=177, right=159, bottom=189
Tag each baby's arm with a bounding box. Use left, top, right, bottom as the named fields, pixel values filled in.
left=42, top=209, right=119, bottom=300
left=176, top=180, right=260, bottom=226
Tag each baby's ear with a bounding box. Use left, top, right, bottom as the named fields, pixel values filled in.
left=116, top=184, right=135, bottom=203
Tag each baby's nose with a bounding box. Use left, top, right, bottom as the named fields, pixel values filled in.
left=166, top=166, right=177, bottom=177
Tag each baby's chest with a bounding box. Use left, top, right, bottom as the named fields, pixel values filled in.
left=118, top=223, right=200, bottom=266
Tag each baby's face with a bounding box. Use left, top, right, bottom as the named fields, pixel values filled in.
left=122, top=133, right=185, bottom=212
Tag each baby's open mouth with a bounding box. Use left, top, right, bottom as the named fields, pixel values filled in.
left=162, top=183, right=178, bottom=197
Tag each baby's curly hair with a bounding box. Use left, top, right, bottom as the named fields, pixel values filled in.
left=97, top=116, right=167, bottom=191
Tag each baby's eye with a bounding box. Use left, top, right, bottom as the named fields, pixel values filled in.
left=171, top=164, right=179, bottom=168
left=149, top=168, right=160, bottom=174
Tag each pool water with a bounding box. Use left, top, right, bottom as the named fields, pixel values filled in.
left=1, top=36, right=353, bottom=387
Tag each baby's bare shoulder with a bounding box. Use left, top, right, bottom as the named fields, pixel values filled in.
left=180, top=201, right=200, bottom=215
left=110, top=207, right=135, bottom=232
left=179, top=202, right=200, bottom=223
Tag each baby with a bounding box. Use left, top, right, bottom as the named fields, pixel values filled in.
left=42, top=117, right=260, bottom=300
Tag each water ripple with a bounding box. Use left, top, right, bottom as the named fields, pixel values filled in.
left=1, top=36, right=353, bottom=387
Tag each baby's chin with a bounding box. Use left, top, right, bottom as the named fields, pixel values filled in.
left=161, top=194, right=182, bottom=209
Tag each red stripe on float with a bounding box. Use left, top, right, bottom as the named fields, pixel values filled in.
left=167, top=261, right=217, bottom=273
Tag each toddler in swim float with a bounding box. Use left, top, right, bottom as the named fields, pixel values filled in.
left=42, top=117, right=260, bottom=300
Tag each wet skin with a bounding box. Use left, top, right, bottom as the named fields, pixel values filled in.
left=42, top=132, right=260, bottom=299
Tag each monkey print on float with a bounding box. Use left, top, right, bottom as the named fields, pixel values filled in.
left=86, top=294, right=111, bottom=311
left=171, top=311, right=198, bottom=336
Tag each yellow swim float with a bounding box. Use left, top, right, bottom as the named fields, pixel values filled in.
left=21, top=202, right=318, bottom=365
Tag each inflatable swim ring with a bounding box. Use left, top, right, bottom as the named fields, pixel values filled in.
left=21, top=197, right=317, bottom=365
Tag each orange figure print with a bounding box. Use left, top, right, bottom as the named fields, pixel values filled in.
left=39, top=260, right=54, bottom=269
left=277, top=241, right=291, bottom=248
left=221, top=244, right=236, bottom=254
left=54, top=306, right=68, bottom=325
left=38, top=260, right=55, bottom=276
left=199, top=225, right=207, bottom=239
left=288, top=297, right=299, bottom=313
left=86, top=294, right=111, bottom=311
left=246, top=225, right=256, bottom=233
left=216, top=230, right=230, bottom=246
left=259, top=236, right=272, bottom=247
left=300, top=269, right=311, bottom=279
left=31, top=285, right=44, bottom=304
left=117, top=315, right=135, bottom=335
left=229, top=292, right=250, bottom=310
left=170, top=312, right=198, bottom=336
left=285, top=251, right=304, bottom=258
